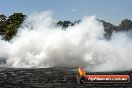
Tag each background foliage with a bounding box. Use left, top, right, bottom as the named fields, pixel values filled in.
left=0, top=13, right=132, bottom=41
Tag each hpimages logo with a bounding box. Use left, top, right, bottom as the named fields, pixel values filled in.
left=76, top=66, right=130, bottom=84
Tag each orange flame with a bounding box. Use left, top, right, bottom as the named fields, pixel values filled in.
left=78, top=66, right=86, bottom=76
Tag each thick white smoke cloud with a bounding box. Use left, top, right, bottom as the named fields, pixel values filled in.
left=0, top=11, right=132, bottom=71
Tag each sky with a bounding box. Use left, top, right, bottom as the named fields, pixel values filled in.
left=0, top=0, right=132, bottom=25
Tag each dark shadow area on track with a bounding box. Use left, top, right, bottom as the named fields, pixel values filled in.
left=0, top=67, right=131, bottom=88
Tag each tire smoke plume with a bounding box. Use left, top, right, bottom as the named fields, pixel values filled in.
left=0, top=11, right=132, bottom=71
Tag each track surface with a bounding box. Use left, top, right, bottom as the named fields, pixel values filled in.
left=0, top=67, right=131, bottom=88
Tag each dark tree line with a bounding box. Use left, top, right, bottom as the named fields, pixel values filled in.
left=0, top=13, right=132, bottom=41
left=100, top=19, right=132, bottom=39
left=0, top=13, right=26, bottom=40
left=57, top=19, right=132, bottom=39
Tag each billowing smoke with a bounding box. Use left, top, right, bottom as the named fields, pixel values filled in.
left=0, top=11, right=132, bottom=71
